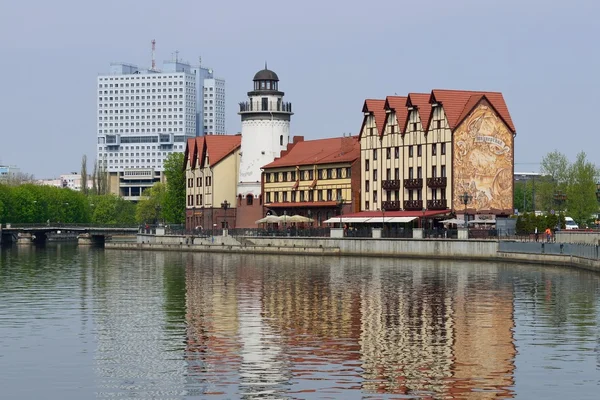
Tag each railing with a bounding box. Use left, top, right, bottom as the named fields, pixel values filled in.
left=382, top=227, right=413, bottom=238
left=423, top=228, right=458, bottom=239
left=403, top=200, right=423, bottom=210
left=381, top=200, right=401, bottom=211
left=403, top=178, right=423, bottom=189
left=499, top=241, right=600, bottom=260
left=382, top=180, right=401, bottom=190
left=4, top=223, right=139, bottom=229
left=426, top=177, right=447, bottom=188
left=239, top=101, right=293, bottom=113
left=426, top=199, right=447, bottom=210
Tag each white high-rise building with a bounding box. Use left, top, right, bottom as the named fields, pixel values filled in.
left=97, top=55, right=225, bottom=200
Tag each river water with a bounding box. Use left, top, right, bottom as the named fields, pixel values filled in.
left=0, top=244, right=598, bottom=399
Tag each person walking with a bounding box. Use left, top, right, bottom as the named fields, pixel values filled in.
left=545, top=227, right=552, bottom=243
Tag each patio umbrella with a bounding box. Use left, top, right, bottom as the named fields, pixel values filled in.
left=288, top=215, right=314, bottom=223
left=255, top=215, right=280, bottom=224
left=278, top=214, right=291, bottom=224
left=440, top=218, right=466, bottom=225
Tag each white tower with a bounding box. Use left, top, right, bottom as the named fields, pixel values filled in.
left=238, top=65, right=293, bottom=197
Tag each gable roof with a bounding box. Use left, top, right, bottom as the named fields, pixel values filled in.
left=263, top=136, right=360, bottom=169
left=381, top=96, right=408, bottom=136
left=406, top=93, right=432, bottom=132
left=184, top=135, right=241, bottom=170
left=430, top=89, right=516, bottom=133
left=359, top=99, right=386, bottom=139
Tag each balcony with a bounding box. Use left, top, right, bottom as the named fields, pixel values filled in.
left=238, top=101, right=293, bottom=114
left=381, top=200, right=401, bottom=211
left=403, top=200, right=423, bottom=210
left=426, top=176, right=447, bottom=188
left=427, top=199, right=447, bottom=210
left=382, top=179, right=401, bottom=190
left=403, top=178, right=423, bottom=189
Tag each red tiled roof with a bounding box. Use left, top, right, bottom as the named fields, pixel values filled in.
left=263, top=136, right=360, bottom=169
left=381, top=96, right=408, bottom=136
left=184, top=135, right=240, bottom=170
left=204, top=135, right=241, bottom=167
left=266, top=201, right=339, bottom=208
left=406, top=93, right=432, bottom=132
left=430, top=89, right=516, bottom=133
left=359, top=99, right=386, bottom=138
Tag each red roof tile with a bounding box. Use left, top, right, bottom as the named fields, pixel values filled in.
left=430, top=89, right=516, bottom=133
left=263, top=136, right=360, bottom=169
left=184, top=135, right=240, bottom=170
left=382, top=96, right=408, bottom=136
left=359, top=99, right=386, bottom=138
left=406, top=93, right=432, bottom=132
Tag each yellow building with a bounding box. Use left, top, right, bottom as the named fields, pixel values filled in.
left=261, top=136, right=360, bottom=226
left=184, top=135, right=241, bottom=231
left=360, top=89, right=516, bottom=220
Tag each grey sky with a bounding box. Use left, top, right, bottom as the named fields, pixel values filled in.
left=0, top=0, right=598, bottom=178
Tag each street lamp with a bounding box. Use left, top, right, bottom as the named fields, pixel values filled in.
left=337, top=196, right=345, bottom=229
left=459, top=192, right=473, bottom=227
left=221, top=200, right=230, bottom=229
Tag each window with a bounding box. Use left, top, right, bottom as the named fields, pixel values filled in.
left=282, top=192, right=288, bottom=202
left=365, top=180, right=370, bottom=191
left=318, top=190, right=324, bottom=201
left=373, top=191, right=378, bottom=203
left=417, top=145, right=422, bottom=157
left=365, top=160, right=370, bottom=171
left=394, top=190, right=399, bottom=200
left=300, top=191, right=305, bottom=202
left=409, top=167, right=414, bottom=179
left=373, top=149, right=377, bottom=160
left=266, top=192, right=271, bottom=203
left=309, top=190, right=314, bottom=202
left=386, top=148, right=391, bottom=159
left=365, top=201, right=370, bottom=210
left=369, top=127, right=374, bottom=136
left=196, top=194, right=203, bottom=205
left=441, top=142, right=446, bottom=155
left=317, top=169, right=323, bottom=179
left=246, top=194, right=253, bottom=205
left=279, top=135, right=283, bottom=146
left=412, top=122, right=417, bottom=131
left=417, top=166, right=422, bottom=179
left=432, top=165, right=437, bottom=177
left=291, top=191, right=297, bottom=202
left=205, top=176, right=212, bottom=186
left=282, top=172, right=288, bottom=182
left=336, top=168, right=342, bottom=178
left=394, top=167, right=399, bottom=180
left=373, top=169, right=378, bottom=181
left=417, top=189, right=423, bottom=201
left=441, top=165, right=446, bottom=177
left=187, top=178, right=193, bottom=188
left=336, top=189, right=342, bottom=200
left=327, top=169, right=333, bottom=179
left=394, top=146, right=399, bottom=158
left=386, top=168, right=391, bottom=180
left=409, top=146, right=413, bottom=157
left=345, top=167, right=351, bottom=178
left=291, top=171, right=296, bottom=181
left=432, top=143, right=437, bottom=156
left=327, top=189, right=333, bottom=201
left=437, top=120, right=442, bottom=129
left=187, top=195, right=193, bottom=206
left=309, top=170, right=314, bottom=180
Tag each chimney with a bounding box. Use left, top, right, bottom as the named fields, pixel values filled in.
left=340, top=135, right=355, bottom=155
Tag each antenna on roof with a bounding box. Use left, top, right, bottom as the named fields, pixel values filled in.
left=151, top=39, right=156, bottom=71
left=175, top=50, right=179, bottom=63
left=198, top=56, right=202, bottom=67
left=265, top=61, right=268, bottom=70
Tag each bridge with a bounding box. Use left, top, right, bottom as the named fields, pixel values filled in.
left=0, top=224, right=139, bottom=246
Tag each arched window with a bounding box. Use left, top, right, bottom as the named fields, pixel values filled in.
left=280, top=135, right=283, bottom=146
left=246, top=194, right=253, bottom=206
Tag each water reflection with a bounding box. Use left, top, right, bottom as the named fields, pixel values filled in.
left=0, top=247, right=599, bottom=399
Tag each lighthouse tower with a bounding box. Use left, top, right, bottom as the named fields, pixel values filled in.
left=237, top=65, right=293, bottom=199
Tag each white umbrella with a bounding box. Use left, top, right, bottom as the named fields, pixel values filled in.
left=288, top=215, right=314, bottom=223
left=440, top=218, right=466, bottom=225
left=255, top=215, right=280, bottom=224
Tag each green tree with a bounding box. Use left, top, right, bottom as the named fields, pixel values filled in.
left=539, top=151, right=570, bottom=211
left=89, top=194, right=136, bottom=225
left=81, top=155, right=88, bottom=195
left=566, top=152, right=598, bottom=226
left=162, top=152, right=185, bottom=224
left=136, top=183, right=166, bottom=224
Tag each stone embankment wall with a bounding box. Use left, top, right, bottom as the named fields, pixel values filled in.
left=555, top=231, right=600, bottom=245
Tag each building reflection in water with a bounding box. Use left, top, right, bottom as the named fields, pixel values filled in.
left=183, top=253, right=516, bottom=398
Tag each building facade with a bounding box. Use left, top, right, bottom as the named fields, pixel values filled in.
left=359, top=89, right=516, bottom=219
left=236, top=66, right=293, bottom=227
left=261, top=135, right=360, bottom=226
left=97, top=54, right=225, bottom=201
left=184, top=135, right=241, bottom=231
left=0, top=165, right=20, bottom=182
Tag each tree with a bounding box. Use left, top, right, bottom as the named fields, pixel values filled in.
left=89, top=194, right=136, bottom=225
left=136, top=183, right=166, bottom=224
left=91, top=160, right=98, bottom=195
left=80, top=155, right=88, bottom=195
left=162, top=152, right=185, bottom=224
left=566, top=152, right=598, bottom=226
left=539, top=151, right=570, bottom=211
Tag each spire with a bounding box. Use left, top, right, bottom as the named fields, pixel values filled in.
left=265, top=61, right=268, bottom=70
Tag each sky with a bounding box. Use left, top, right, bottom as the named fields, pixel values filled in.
left=0, top=0, right=598, bottom=178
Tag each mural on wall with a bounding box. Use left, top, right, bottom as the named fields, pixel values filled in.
left=453, top=102, right=514, bottom=213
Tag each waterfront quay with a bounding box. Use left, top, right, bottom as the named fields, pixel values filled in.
left=107, top=229, right=600, bottom=273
